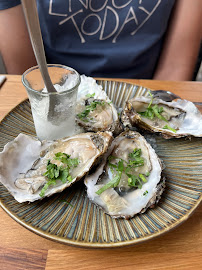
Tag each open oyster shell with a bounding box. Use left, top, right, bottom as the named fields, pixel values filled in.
left=121, top=96, right=202, bottom=138
left=84, top=130, right=164, bottom=219
left=76, top=75, right=122, bottom=135
left=0, top=132, right=112, bottom=203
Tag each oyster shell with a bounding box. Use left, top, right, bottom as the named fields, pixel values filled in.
left=85, top=130, right=164, bottom=219
left=122, top=96, right=202, bottom=138
left=0, top=132, right=112, bottom=203
left=76, top=75, right=122, bottom=135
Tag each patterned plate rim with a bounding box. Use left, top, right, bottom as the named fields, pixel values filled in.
left=0, top=190, right=201, bottom=248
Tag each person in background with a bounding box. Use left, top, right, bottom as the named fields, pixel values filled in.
left=0, top=0, right=201, bottom=80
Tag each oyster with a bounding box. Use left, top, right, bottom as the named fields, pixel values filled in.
left=122, top=95, right=202, bottom=138
left=76, top=75, right=122, bottom=135
left=0, top=132, right=112, bottom=203
left=85, top=130, right=164, bottom=219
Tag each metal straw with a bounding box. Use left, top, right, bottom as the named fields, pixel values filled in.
left=21, top=0, right=57, bottom=121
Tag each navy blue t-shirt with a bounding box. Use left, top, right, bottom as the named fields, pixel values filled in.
left=0, top=0, right=175, bottom=78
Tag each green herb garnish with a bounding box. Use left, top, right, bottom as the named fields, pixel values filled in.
left=139, top=173, right=147, bottom=183
left=138, top=91, right=169, bottom=123
left=152, top=104, right=168, bottom=122
left=139, top=104, right=168, bottom=122
left=39, top=153, right=79, bottom=197
left=96, top=169, right=123, bottom=195
left=128, top=175, right=143, bottom=189
left=148, top=91, right=153, bottom=108
left=129, top=148, right=141, bottom=159
left=163, top=125, right=177, bottom=133
left=143, top=190, right=148, bottom=196
left=59, top=199, right=73, bottom=207
left=40, top=179, right=57, bottom=198
left=77, top=100, right=107, bottom=121
left=127, top=149, right=144, bottom=168
left=85, top=93, right=95, bottom=98
left=55, top=152, right=79, bottom=168
left=96, top=148, right=149, bottom=195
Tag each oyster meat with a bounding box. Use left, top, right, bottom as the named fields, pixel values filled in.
left=85, top=130, right=164, bottom=219
left=76, top=75, right=122, bottom=135
left=0, top=132, right=112, bottom=203
left=122, top=96, right=202, bottom=138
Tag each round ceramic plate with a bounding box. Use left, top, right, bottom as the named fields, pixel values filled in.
left=0, top=80, right=202, bottom=248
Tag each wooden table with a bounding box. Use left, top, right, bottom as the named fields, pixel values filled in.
left=0, top=75, right=202, bottom=270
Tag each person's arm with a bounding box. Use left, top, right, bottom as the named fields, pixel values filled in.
left=153, top=0, right=202, bottom=81
left=0, top=4, right=36, bottom=74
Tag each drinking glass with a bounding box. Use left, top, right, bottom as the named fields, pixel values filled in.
left=22, top=64, right=80, bottom=140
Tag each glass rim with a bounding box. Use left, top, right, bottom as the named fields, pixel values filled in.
left=22, top=64, right=81, bottom=96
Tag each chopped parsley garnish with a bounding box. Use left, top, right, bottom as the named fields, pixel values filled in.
left=139, top=174, right=147, bottom=183
left=96, top=148, right=149, bottom=195
left=138, top=91, right=179, bottom=133
left=148, top=91, right=153, bottom=108
left=77, top=100, right=107, bottom=121
left=85, top=93, right=95, bottom=98
left=152, top=105, right=168, bottom=122
left=96, top=169, right=123, bottom=195
left=128, top=175, right=143, bottom=189
left=138, top=91, right=168, bottom=122
left=128, top=149, right=144, bottom=167
left=128, top=148, right=141, bottom=159
left=59, top=199, right=73, bottom=207
left=54, top=152, right=79, bottom=168
left=39, top=152, right=79, bottom=197
left=139, top=104, right=168, bottom=122
left=163, top=125, right=177, bottom=133
left=143, top=190, right=148, bottom=196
